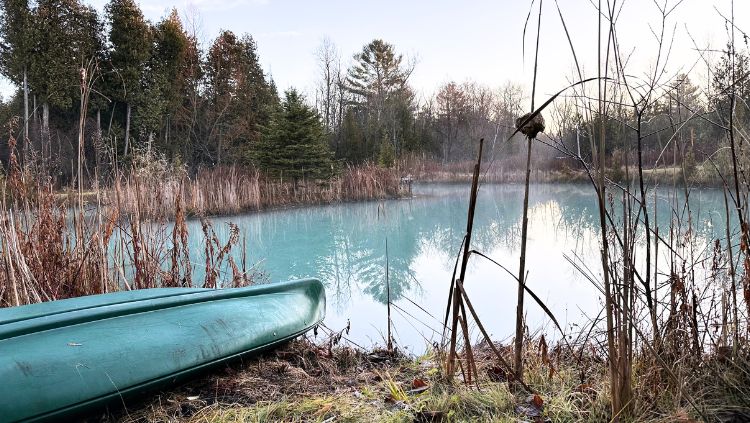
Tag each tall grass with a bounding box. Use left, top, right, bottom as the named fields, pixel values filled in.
left=0, top=133, right=405, bottom=307
left=110, top=162, right=405, bottom=220
left=433, top=1, right=750, bottom=420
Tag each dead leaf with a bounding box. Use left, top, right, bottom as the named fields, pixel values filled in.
left=531, top=394, right=544, bottom=408
left=515, top=403, right=542, bottom=419
left=314, top=402, right=333, bottom=416
left=412, top=378, right=428, bottom=389
left=539, top=335, right=548, bottom=364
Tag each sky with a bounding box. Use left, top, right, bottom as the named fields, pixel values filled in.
left=2, top=0, right=749, bottom=108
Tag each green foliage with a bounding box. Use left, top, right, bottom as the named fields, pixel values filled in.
left=345, top=39, right=415, bottom=162
left=255, top=89, right=333, bottom=181
left=136, top=10, right=189, bottom=140
left=712, top=45, right=750, bottom=125
left=0, top=0, right=32, bottom=83
left=347, top=39, right=409, bottom=101
left=378, top=138, right=395, bottom=167
left=105, top=0, right=151, bottom=104
left=204, top=30, right=277, bottom=166
left=29, top=0, right=103, bottom=109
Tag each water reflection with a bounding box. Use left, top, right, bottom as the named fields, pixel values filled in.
left=181, top=183, right=729, bottom=351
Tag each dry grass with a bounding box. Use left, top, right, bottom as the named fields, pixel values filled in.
left=99, top=333, right=750, bottom=423
left=0, top=137, right=405, bottom=306
left=107, top=163, right=406, bottom=220
left=399, top=156, right=588, bottom=184
left=0, top=174, right=253, bottom=306
left=100, top=338, right=582, bottom=423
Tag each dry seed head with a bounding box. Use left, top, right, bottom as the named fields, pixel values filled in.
left=515, top=112, right=545, bottom=139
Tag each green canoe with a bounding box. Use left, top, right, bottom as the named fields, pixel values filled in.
left=0, top=278, right=326, bottom=422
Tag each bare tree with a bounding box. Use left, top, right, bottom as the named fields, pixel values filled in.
left=315, top=36, right=341, bottom=130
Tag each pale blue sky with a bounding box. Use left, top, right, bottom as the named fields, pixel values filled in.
left=2, top=0, right=748, bottom=107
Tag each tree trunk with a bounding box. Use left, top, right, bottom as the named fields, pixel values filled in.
left=42, top=102, right=50, bottom=169
left=165, top=115, right=170, bottom=149
left=217, top=133, right=222, bottom=167
left=124, top=102, right=131, bottom=156
left=96, top=109, right=101, bottom=140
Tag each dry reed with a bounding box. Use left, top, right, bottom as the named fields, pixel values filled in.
left=108, top=163, right=406, bottom=220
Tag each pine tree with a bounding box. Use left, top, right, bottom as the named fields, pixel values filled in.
left=255, top=89, right=333, bottom=183
left=712, top=45, right=750, bottom=127
left=168, top=17, right=203, bottom=166
left=346, top=39, right=415, bottom=161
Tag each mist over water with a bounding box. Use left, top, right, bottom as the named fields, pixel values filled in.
left=178, top=183, right=729, bottom=353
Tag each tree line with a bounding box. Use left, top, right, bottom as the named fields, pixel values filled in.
left=0, top=0, right=747, bottom=185
left=0, top=0, right=330, bottom=183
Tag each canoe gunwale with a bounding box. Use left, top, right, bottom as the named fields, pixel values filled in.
left=0, top=279, right=320, bottom=341
left=0, top=288, right=202, bottom=326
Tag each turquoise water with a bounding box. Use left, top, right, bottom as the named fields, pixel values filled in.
left=178, top=183, right=729, bottom=353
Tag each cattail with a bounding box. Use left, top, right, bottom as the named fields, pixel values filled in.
left=515, top=112, right=545, bottom=139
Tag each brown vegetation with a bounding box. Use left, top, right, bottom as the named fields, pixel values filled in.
left=0, top=135, right=405, bottom=307
left=109, top=163, right=405, bottom=220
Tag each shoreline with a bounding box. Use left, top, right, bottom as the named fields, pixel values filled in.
left=98, top=337, right=745, bottom=423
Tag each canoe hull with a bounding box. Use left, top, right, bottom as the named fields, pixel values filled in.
left=0, top=279, right=325, bottom=422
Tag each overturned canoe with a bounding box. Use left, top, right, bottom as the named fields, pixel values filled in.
left=0, top=279, right=325, bottom=422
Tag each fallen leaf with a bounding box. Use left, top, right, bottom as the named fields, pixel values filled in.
left=314, top=402, right=333, bottom=416
left=531, top=394, right=544, bottom=408
left=412, top=378, right=428, bottom=389
left=515, top=403, right=542, bottom=418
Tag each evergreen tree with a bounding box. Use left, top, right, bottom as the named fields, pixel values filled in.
left=0, top=0, right=31, bottom=83
left=154, top=10, right=188, bottom=116
left=345, top=39, right=415, bottom=161
left=712, top=45, right=750, bottom=127
left=28, top=0, right=103, bottom=166
left=105, top=0, right=152, bottom=156
left=205, top=31, right=275, bottom=166
left=255, top=89, right=333, bottom=182
left=138, top=9, right=189, bottom=154
left=0, top=0, right=32, bottom=144
left=169, top=18, right=203, bottom=166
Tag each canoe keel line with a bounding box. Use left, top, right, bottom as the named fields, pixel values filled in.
left=0, top=279, right=326, bottom=422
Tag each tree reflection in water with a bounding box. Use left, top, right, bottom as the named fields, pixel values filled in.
left=177, top=183, right=729, bottom=350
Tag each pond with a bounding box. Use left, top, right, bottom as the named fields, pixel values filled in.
left=181, top=182, right=730, bottom=354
